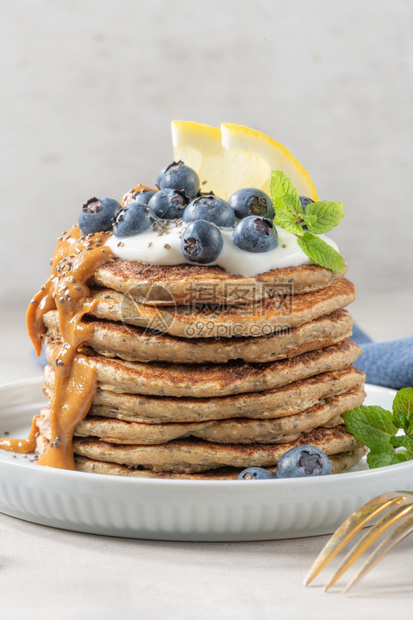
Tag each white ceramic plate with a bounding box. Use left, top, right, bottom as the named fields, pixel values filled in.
left=0, top=378, right=411, bottom=541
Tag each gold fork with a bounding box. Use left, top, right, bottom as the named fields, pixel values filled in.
left=304, top=491, right=413, bottom=592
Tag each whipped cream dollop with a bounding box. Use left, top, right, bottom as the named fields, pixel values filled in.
left=106, top=220, right=339, bottom=278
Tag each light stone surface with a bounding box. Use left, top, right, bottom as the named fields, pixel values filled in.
left=0, top=0, right=412, bottom=342
left=0, top=507, right=413, bottom=620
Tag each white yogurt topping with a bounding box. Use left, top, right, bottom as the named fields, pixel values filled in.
left=106, top=220, right=339, bottom=278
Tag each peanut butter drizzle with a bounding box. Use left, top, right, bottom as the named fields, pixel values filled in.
left=0, top=416, right=39, bottom=454
left=0, top=226, right=114, bottom=469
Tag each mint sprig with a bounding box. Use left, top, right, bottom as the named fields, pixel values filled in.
left=298, top=233, right=346, bottom=274
left=304, top=201, right=344, bottom=234
left=343, top=387, right=413, bottom=468
left=270, top=170, right=346, bottom=273
left=274, top=210, right=304, bottom=237
left=270, top=171, right=303, bottom=218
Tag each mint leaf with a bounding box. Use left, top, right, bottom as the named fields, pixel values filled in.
left=297, top=232, right=346, bottom=274
left=343, top=406, right=397, bottom=450
left=393, top=411, right=410, bottom=434
left=269, top=171, right=347, bottom=270
left=274, top=210, right=304, bottom=237
left=270, top=171, right=302, bottom=217
left=305, top=201, right=344, bottom=234
left=344, top=388, right=413, bottom=471
left=390, top=450, right=411, bottom=465
left=391, top=435, right=413, bottom=453
left=393, top=387, right=413, bottom=422
left=367, top=447, right=395, bottom=469
left=301, top=212, right=318, bottom=227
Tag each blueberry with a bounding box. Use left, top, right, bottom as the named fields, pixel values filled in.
left=237, top=467, right=275, bottom=480
left=181, top=220, right=223, bottom=264
left=113, top=202, right=157, bottom=237
left=133, top=190, right=157, bottom=206
left=299, top=196, right=314, bottom=211
left=156, top=161, right=200, bottom=198
left=78, top=197, right=121, bottom=235
left=232, top=216, right=278, bottom=253
left=183, top=195, right=235, bottom=227
left=275, top=445, right=332, bottom=478
left=228, top=188, right=274, bottom=219
left=148, top=189, right=187, bottom=219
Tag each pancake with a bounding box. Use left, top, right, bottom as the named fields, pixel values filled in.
left=38, top=387, right=364, bottom=445
left=74, top=445, right=367, bottom=479
left=44, top=365, right=365, bottom=423
left=43, top=308, right=353, bottom=364
left=68, top=387, right=365, bottom=444
left=93, top=260, right=345, bottom=306
left=90, top=278, right=356, bottom=339
left=45, top=338, right=361, bottom=398
left=70, top=425, right=361, bottom=473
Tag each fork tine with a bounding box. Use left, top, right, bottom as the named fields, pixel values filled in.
left=343, top=508, right=413, bottom=593
left=304, top=492, right=404, bottom=586
left=324, top=502, right=413, bottom=591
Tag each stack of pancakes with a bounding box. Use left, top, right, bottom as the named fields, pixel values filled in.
left=38, top=260, right=366, bottom=478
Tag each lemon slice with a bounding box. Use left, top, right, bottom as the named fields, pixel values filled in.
left=221, top=123, right=318, bottom=200
left=171, top=121, right=226, bottom=197
left=171, top=120, right=318, bottom=201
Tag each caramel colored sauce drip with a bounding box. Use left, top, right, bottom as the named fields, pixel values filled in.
left=0, top=226, right=114, bottom=469
left=0, top=416, right=39, bottom=454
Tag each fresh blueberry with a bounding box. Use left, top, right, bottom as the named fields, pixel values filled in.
left=78, top=197, right=121, bottom=235
left=299, top=196, right=314, bottom=211
left=156, top=161, right=200, bottom=198
left=148, top=189, right=187, bottom=219
left=232, top=216, right=278, bottom=253
left=113, top=202, right=157, bottom=237
left=183, top=195, right=235, bottom=227
left=181, top=220, right=223, bottom=264
left=275, top=445, right=332, bottom=478
left=133, top=190, right=157, bottom=206
left=237, top=467, right=275, bottom=480
left=228, top=188, right=274, bottom=219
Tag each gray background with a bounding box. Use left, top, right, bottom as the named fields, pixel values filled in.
left=1, top=0, right=412, bottom=341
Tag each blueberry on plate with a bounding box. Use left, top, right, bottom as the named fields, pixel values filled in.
left=237, top=467, right=275, bottom=480
left=181, top=220, right=223, bottom=264
left=148, top=189, right=187, bottom=219
left=183, top=195, right=235, bottom=227
left=78, top=197, right=121, bottom=235
left=228, top=188, right=274, bottom=219
left=113, top=202, right=157, bottom=237
left=156, top=161, right=200, bottom=198
left=275, top=445, right=332, bottom=478
left=232, top=216, right=278, bottom=253
left=299, top=196, right=314, bottom=210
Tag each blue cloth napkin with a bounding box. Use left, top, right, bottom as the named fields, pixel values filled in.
left=351, top=325, right=413, bottom=390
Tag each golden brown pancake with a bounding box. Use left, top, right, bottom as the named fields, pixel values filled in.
left=74, top=445, right=367, bottom=479
left=89, top=278, right=356, bottom=338
left=76, top=387, right=364, bottom=444
left=70, top=425, right=361, bottom=473
left=93, top=260, right=346, bottom=306
left=38, top=387, right=365, bottom=445
left=45, top=338, right=361, bottom=398
left=43, top=308, right=353, bottom=364
left=44, top=365, right=364, bottom=423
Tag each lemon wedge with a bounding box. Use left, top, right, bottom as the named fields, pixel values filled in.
left=220, top=123, right=318, bottom=200
left=171, top=121, right=226, bottom=197
left=171, top=120, right=318, bottom=201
